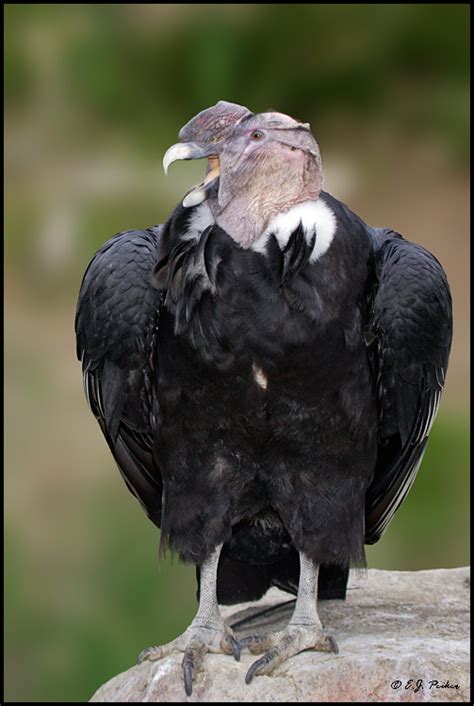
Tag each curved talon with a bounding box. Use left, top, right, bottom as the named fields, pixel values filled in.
left=137, top=648, right=148, bottom=665
left=326, top=635, right=339, bottom=654
left=137, top=646, right=160, bottom=664
left=245, top=649, right=276, bottom=684
left=245, top=658, right=260, bottom=685
left=182, top=653, right=194, bottom=696
left=230, top=636, right=241, bottom=661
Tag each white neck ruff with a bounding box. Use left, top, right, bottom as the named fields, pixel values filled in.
left=251, top=199, right=337, bottom=262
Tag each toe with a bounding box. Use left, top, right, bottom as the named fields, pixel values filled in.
left=137, top=634, right=182, bottom=664
left=313, top=632, right=339, bottom=654
left=137, top=645, right=164, bottom=664
left=245, top=648, right=280, bottom=684
left=243, top=626, right=338, bottom=683
left=239, top=633, right=280, bottom=655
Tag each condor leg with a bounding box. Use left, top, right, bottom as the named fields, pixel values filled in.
left=241, top=552, right=338, bottom=683
left=138, top=544, right=239, bottom=696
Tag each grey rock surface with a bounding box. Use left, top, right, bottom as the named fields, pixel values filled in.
left=90, top=567, right=470, bottom=702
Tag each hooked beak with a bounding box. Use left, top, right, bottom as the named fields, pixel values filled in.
left=163, top=142, right=217, bottom=175
left=163, top=141, right=221, bottom=208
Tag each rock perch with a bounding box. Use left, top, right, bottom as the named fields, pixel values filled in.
left=90, top=567, right=470, bottom=702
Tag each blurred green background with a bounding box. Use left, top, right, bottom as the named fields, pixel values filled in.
left=4, top=4, right=469, bottom=702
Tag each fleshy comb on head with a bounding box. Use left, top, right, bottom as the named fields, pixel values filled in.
left=179, top=101, right=253, bottom=146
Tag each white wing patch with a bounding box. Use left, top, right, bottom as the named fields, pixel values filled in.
left=252, top=198, right=337, bottom=262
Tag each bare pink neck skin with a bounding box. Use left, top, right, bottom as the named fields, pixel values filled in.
left=208, top=152, right=322, bottom=248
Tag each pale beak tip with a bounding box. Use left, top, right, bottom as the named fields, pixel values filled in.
left=162, top=150, right=173, bottom=176
left=162, top=142, right=201, bottom=177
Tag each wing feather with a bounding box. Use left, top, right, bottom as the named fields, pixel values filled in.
left=75, top=226, right=164, bottom=527
left=365, top=232, right=452, bottom=543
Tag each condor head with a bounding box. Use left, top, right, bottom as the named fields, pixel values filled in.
left=163, top=101, right=323, bottom=247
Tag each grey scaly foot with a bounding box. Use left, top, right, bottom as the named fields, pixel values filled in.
left=241, top=624, right=337, bottom=683
left=240, top=552, right=339, bottom=684
left=138, top=620, right=240, bottom=695
left=137, top=544, right=240, bottom=696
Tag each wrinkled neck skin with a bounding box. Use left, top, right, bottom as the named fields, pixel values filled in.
left=207, top=152, right=322, bottom=248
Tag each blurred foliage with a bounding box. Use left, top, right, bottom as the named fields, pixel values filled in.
left=4, top=4, right=470, bottom=156
left=4, top=3, right=469, bottom=703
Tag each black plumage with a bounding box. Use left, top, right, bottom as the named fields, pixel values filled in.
left=76, top=192, right=451, bottom=592
left=75, top=102, right=452, bottom=689
left=76, top=227, right=164, bottom=526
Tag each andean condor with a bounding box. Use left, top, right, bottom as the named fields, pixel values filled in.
left=75, top=101, right=453, bottom=694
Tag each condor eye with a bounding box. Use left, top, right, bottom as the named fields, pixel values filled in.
left=250, top=130, right=264, bottom=141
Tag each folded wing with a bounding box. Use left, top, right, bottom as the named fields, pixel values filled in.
left=365, top=230, right=453, bottom=543
left=75, top=227, right=164, bottom=526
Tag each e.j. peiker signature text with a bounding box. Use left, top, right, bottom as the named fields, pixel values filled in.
left=391, top=679, right=460, bottom=693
